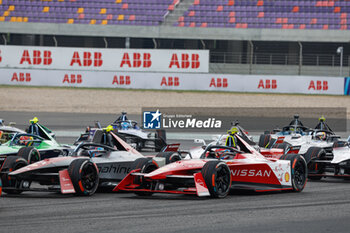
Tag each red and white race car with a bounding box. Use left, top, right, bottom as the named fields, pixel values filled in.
left=189, top=123, right=293, bottom=160
left=114, top=133, right=308, bottom=198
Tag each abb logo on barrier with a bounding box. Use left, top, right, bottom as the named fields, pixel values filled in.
left=63, top=74, right=82, bottom=84
left=258, top=79, right=277, bottom=89
left=1, top=46, right=208, bottom=73
left=112, top=75, right=131, bottom=85
left=119, top=53, right=201, bottom=70
left=11, top=72, right=31, bottom=82
left=308, top=80, right=328, bottom=90
left=70, top=52, right=103, bottom=67
left=120, top=53, right=151, bottom=68
left=169, top=54, right=200, bottom=69
left=161, top=77, right=179, bottom=86
left=209, top=78, right=228, bottom=88
left=20, top=50, right=52, bottom=65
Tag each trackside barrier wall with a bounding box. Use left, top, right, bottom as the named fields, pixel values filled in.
left=0, top=68, right=345, bottom=95
left=0, top=45, right=209, bottom=73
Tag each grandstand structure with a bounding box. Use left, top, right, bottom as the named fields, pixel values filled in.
left=0, top=0, right=350, bottom=76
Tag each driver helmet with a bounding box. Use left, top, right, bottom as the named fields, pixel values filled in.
left=216, top=149, right=234, bottom=160
left=19, top=136, right=30, bottom=145
left=121, top=121, right=130, bottom=130
left=315, top=132, right=327, bottom=140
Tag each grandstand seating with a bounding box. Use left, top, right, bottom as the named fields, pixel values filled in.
left=0, top=0, right=349, bottom=30
left=0, top=0, right=177, bottom=25
left=177, top=0, right=350, bottom=30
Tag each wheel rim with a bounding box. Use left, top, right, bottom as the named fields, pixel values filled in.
left=294, top=161, right=305, bottom=187
left=81, top=163, right=98, bottom=191
left=215, top=165, right=230, bottom=195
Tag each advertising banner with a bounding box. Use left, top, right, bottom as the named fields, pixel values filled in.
left=0, top=45, right=209, bottom=73
left=0, top=68, right=344, bottom=95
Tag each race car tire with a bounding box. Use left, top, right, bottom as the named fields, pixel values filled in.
left=1, top=156, right=28, bottom=194
left=303, top=147, right=326, bottom=180
left=202, top=161, right=231, bottom=198
left=17, top=146, right=41, bottom=164
left=280, top=154, right=307, bottom=192
left=333, top=141, right=348, bottom=148
left=155, top=130, right=167, bottom=152
left=272, top=142, right=290, bottom=153
left=131, top=158, right=159, bottom=196
left=266, top=138, right=277, bottom=149
left=156, top=152, right=182, bottom=164
left=68, top=159, right=99, bottom=196
left=258, top=134, right=271, bottom=148
left=92, top=130, right=104, bottom=144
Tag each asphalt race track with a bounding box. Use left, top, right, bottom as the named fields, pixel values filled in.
left=1, top=112, right=350, bottom=233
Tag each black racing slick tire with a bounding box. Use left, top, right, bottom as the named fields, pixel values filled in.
left=202, top=161, right=231, bottom=198
left=156, top=152, right=182, bottom=164
left=1, top=156, right=28, bottom=194
left=155, top=130, right=167, bottom=152
left=303, top=147, right=326, bottom=180
left=131, top=158, right=159, bottom=196
left=17, top=146, right=41, bottom=164
left=333, top=141, right=348, bottom=148
left=68, top=159, right=99, bottom=196
left=280, top=154, right=307, bottom=192
left=272, top=142, right=290, bottom=153
left=258, top=134, right=271, bottom=148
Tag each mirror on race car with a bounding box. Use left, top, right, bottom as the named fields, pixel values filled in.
left=194, top=139, right=206, bottom=145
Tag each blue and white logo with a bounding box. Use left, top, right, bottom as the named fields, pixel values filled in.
left=143, top=110, right=162, bottom=129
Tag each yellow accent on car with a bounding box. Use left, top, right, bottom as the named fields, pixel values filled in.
left=319, top=116, right=326, bottom=122
left=105, top=125, right=114, bottom=132
left=227, top=127, right=238, bottom=135
left=30, top=117, right=39, bottom=124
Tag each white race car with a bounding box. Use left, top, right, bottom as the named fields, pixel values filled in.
left=259, top=116, right=350, bottom=180
left=306, top=137, right=350, bottom=180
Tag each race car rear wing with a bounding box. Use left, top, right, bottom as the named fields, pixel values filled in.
left=161, top=143, right=180, bottom=152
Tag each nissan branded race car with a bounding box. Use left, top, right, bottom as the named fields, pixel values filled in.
left=114, top=132, right=307, bottom=198
left=0, top=126, right=181, bottom=196
left=189, top=123, right=291, bottom=159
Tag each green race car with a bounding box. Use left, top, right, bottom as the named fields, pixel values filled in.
left=0, top=122, right=73, bottom=168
